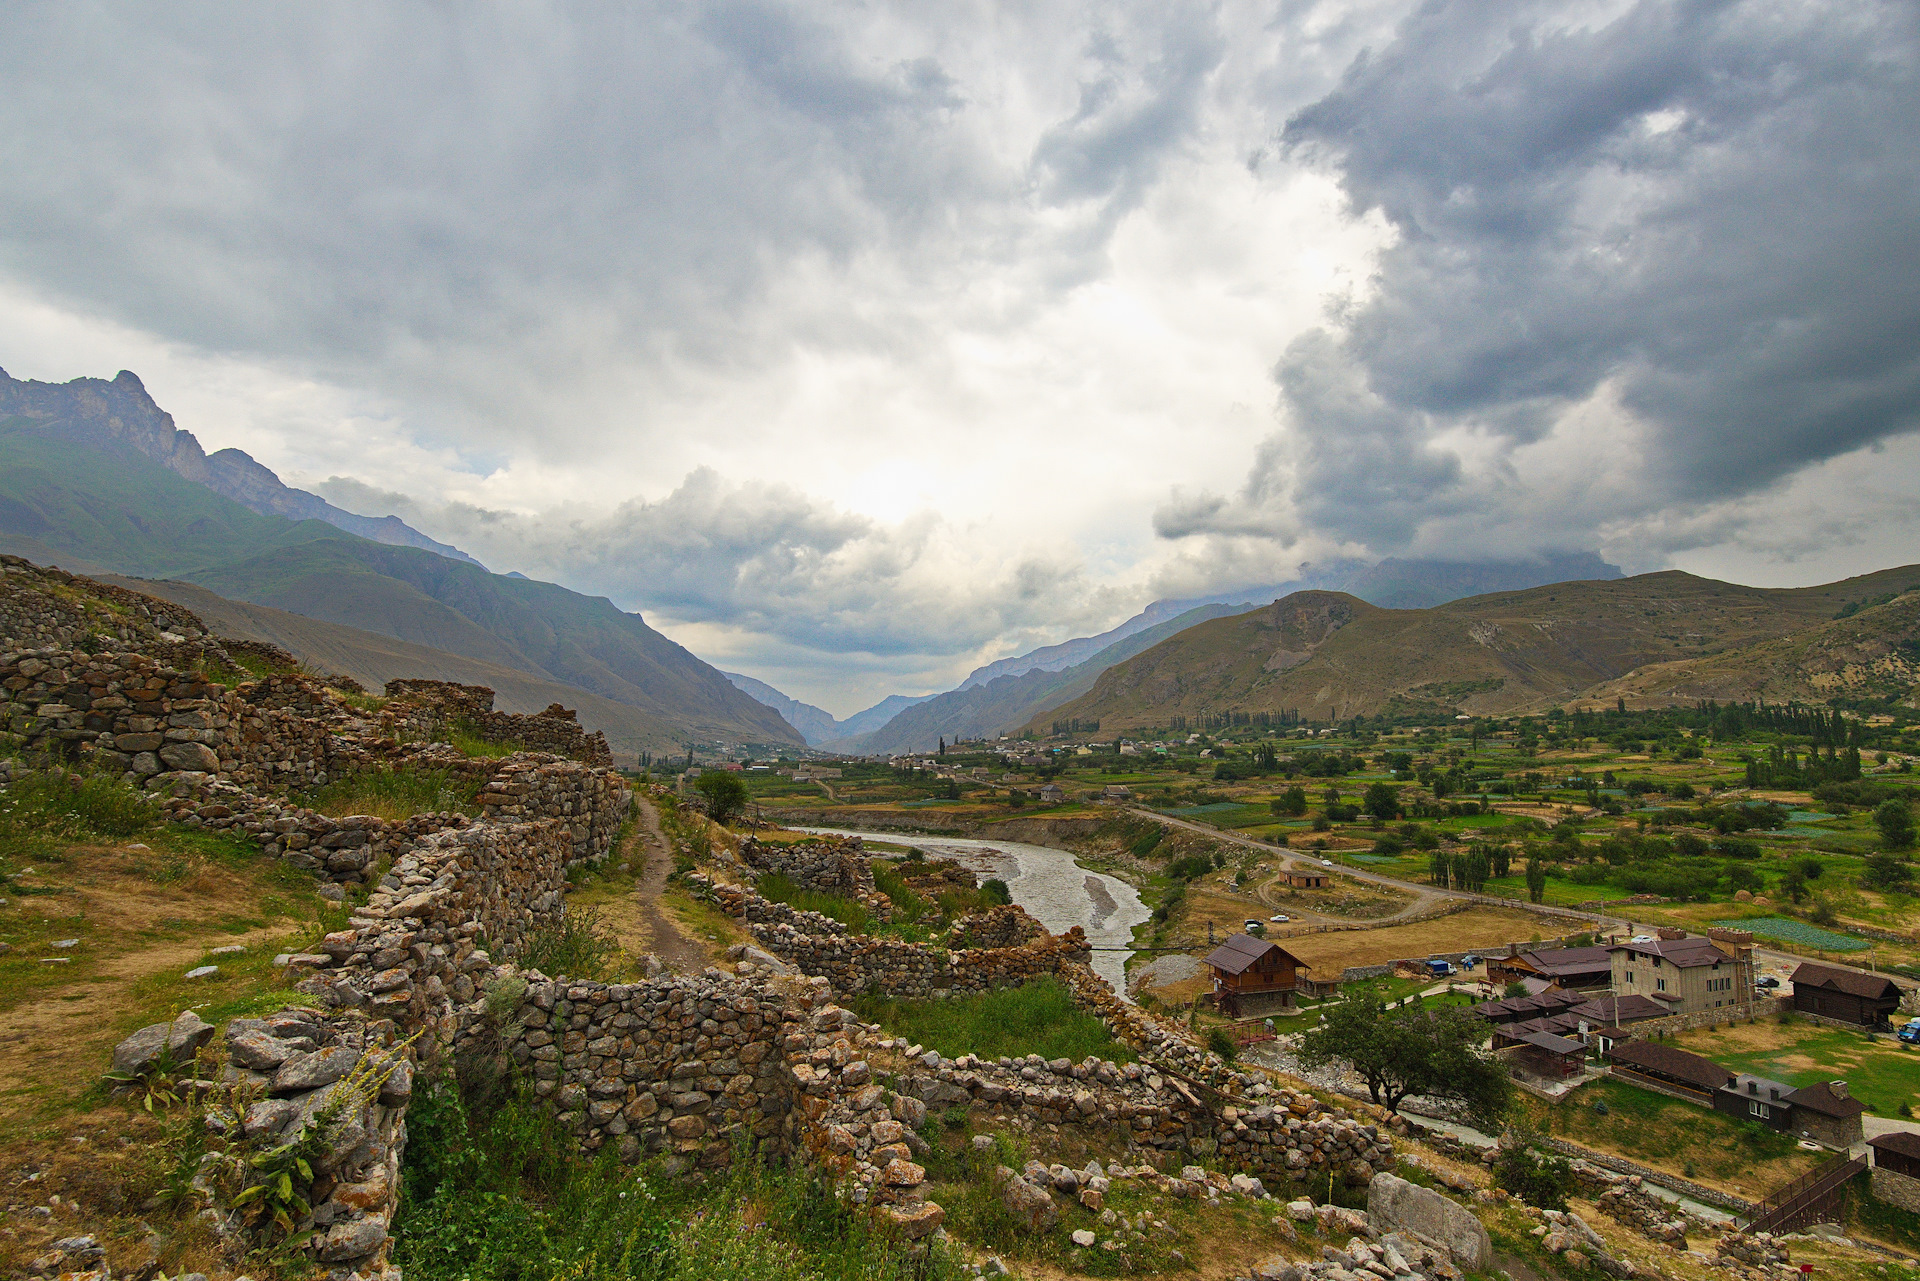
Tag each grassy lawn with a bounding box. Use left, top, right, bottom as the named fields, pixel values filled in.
left=1673, top=1018, right=1920, bottom=1118
left=850, top=977, right=1136, bottom=1064
left=1516, top=1076, right=1820, bottom=1198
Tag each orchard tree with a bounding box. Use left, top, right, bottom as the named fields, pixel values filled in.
left=1298, top=985, right=1512, bottom=1127
left=1525, top=856, right=1548, bottom=904
left=1363, top=782, right=1402, bottom=821
left=1874, top=798, right=1915, bottom=850
left=693, top=770, right=749, bottom=825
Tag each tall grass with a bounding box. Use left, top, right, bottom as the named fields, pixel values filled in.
left=757, top=871, right=873, bottom=933
left=298, top=767, right=482, bottom=820
left=0, top=769, right=157, bottom=862
left=450, top=719, right=525, bottom=759
left=851, top=978, right=1134, bottom=1065
left=869, top=862, right=929, bottom=921
left=394, top=1078, right=964, bottom=1281
left=520, top=906, right=622, bottom=980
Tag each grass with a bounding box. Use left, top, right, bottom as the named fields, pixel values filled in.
left=1514, top=1076, right=1817, bottom=1196
left=296, top=766, right=483, bottom=820
left=394, top=1078, right=965, bottom=1281
left=850, top=978, right=1135, bottom=1064
left=520, top=905, right=624, bottom=980
left=1673, top=1019, right=1920, bottom=1118
left=449, top=719, right=526, bottom=759
left=757, top=870, right=874, bottom=933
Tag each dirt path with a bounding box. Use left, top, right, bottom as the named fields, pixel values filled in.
left=631, top=797, right=707, bottom=973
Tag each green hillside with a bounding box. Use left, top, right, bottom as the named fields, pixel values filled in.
left=0, top=419, right=344, bottom=577
left=0, top=421, right=802, bottom=749
left=1030, top=567, right=1920, bottom=731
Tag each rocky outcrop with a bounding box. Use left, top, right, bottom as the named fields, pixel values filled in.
left=1366, top=1173, right=1491, bottom=1270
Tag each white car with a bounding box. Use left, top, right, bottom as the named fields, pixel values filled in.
left=1244, top=919, right=1264, bottom=932
left=1270, top=914, right=1291, bottom=923
left=1321, top=858, right=1334, bottom=866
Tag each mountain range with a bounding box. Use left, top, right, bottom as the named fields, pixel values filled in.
left=1028, top=568, right=1920, bottom=733
left=0, top=368, right=802, bottom=756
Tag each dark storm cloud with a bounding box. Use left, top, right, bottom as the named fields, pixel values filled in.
left=1169, top=0, right=1920, bottom=553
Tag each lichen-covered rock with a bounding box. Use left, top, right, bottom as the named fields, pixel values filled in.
left=1367, top=1173, right=1490, bottom=1270
left=110, top=1011, right=215, bottom=1077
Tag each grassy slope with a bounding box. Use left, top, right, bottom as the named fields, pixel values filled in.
left=0, top=419, right=345, bottom=577
left=1580, top=589, right=1920, bottom=708
left=97, top=576, right=692, bottom=756
left=1032, top=568, right=1920, bottom=732
left=185, top=538, right=801, bottom=746
left=0, top=422, right=801, bottom=748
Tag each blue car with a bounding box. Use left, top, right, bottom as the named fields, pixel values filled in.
left=1900, top=1022, right=1920, bottom=1045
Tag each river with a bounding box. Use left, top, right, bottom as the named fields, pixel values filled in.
left=794, top=827, right=1152, bottom=999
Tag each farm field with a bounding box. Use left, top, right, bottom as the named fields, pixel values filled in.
left=1673, top=1018, right=1920, bottom=1119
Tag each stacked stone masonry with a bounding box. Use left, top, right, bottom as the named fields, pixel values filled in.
left=381, top=678, right=612, bottom=767
left=738, top=833, right=893, bottom=921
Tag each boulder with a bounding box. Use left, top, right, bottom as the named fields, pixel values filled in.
left=992, top=1166, right=1060, bottom=1232
left=111, top=1011, right=215, bottom=1077
left=881, top=1201, right=945, bottom=1239
left=158, top=741, right=221, bottom=773
left=1367, top=1173, right=1490, bottom=1270
left=272, top=1044, right=362, bottom=1094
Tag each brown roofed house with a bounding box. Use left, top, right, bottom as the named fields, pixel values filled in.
left=1205, top=934, right=1307, bottom=1017
left=1608, top=934, right=1755, bottom=1016
left=1786, top=1079, right=1866, bottom=1151
left=1789, top=962, right=1901, bottom=1029
left=1603, top=1039, right=1728, bottom=1098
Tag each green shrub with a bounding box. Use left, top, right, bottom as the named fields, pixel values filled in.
left=1495, top=1143, right=1573, bottom=1211
left=396, top=1079, right=959, bottom=1281
left=981, top=878, right=1012, bottom=905
left=520, top=906, right=621, bottom=980
left=1207, top=1027, right=1238, bottom=1061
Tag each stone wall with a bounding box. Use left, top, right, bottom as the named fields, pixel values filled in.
left=381, top=678, right=612, bottom=766
left=947, top=904, right=1050, bottom=951
left=1616, top=997, right=1792, bottom=1041
left=740, top=833, right=878, bottom=900
left=461, top=972, right=807, bottom=1170
left=477, top=756, right=629, bottom=865
left=1872, top=1166, right=1920, bottom=1214
left=0, top=648, right=340, bottom=792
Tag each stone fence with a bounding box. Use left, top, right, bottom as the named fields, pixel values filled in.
left=1613, top=996, right=1790, bottom=1042
left=739, top=833, right=881, bottom=903
left=381, top=678, right=612, bottom=766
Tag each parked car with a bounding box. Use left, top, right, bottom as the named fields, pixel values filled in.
left=1270, top=914, right=1291, bottom=923
left=1320, top=858, right=1334, bottom=866
left=1898, top=1021, right=1920, bottom=1045
left=1461, top=954, right=1480, bottom=969
left=1244, top=919, right=1264, bottom=932
left=1755, top=976, right=1781, bottom=990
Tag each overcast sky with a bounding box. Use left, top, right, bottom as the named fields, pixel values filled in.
left=2, top=0, right=1915, bottom=715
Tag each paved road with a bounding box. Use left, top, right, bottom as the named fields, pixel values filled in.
left=1130, top=807, right=1916, bottom=990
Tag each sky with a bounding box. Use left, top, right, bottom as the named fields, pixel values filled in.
left=1, top=0, right=1916, bottom=716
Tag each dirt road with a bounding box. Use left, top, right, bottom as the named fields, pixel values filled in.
left=630, top=797, right=707, bottom=973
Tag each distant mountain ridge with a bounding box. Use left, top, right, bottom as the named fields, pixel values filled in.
left=723, top=672, right=843, bottom=745
left=837, top=602, right=1251, bottom=755
left=0, top=368, right=483, bottom=566
left=0, top=370, right=803, bottom=753
left=1027, top=566, right=1920, bottom=732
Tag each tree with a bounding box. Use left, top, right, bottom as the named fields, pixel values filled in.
left=1874, top=798, right=1915, bottom=850
left=1429, top=850, right=1449, bottom=887
left=693, top=770, right=748, bottom=825
left=1363, top=782, right=1402, bottom=821
left=1491, top=844, right=1512, bottom=879
left=937, top=737, right=946, bottom=756
left=1862, top=852, right=1913, bottom=891
left=1298, top=986, right=1512, bottom=1127
left=1504, top=979, right=1529, bottom=999
left=1524, top=856, right=1548, bottom=904
left=981, top=879, right=1012, bottom=905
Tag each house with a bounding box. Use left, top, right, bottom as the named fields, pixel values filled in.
left=1473, top=990, right=1664, bottom=1045
left=1714, top=1072, right=1795, bottom=1132
left=1786, top=1080, right=1866, bottom=1151
left=1488, top=944, right=1615, bottom=992
left=1204, top=934, right=1308, bottom=1017
left=1869, top=1133, right=1920, bottom=1213
left=1602, top=1039, right=1728, bottom=1101
left=1101, top=785, right=1132, bottom=801
left=1498, top=1030, right=1589, bottom=1080
left=1282, top=868, right=1329, bottom=889
left=1789, top=962, right=1902, bottom=1029
left=1038, top=783, right=1065, bottom=803
left=1608, top=931, right=1755, bottom=1016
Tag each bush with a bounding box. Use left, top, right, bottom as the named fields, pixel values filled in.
left=1495, top=1143, right=1573, bottom=1211
left=1207, top=1027, right=1239, bottom=1061
left=981, top=878, right=1012, bottom=906
left=520, top=906, right=622, bottom=980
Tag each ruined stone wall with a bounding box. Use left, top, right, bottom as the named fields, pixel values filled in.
left=947, top=904, right=1049, bottom=950
left=462, top=973, right=807, bottom=1170
left=740, top=834, right=878, bottom=900
left=0, top=648, right=338, bottom=791
left=477, top=756, right=629, bottom=865
left=381, top=678, right=612, bottom=766
left=0, top=555, right=211, bottom=652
